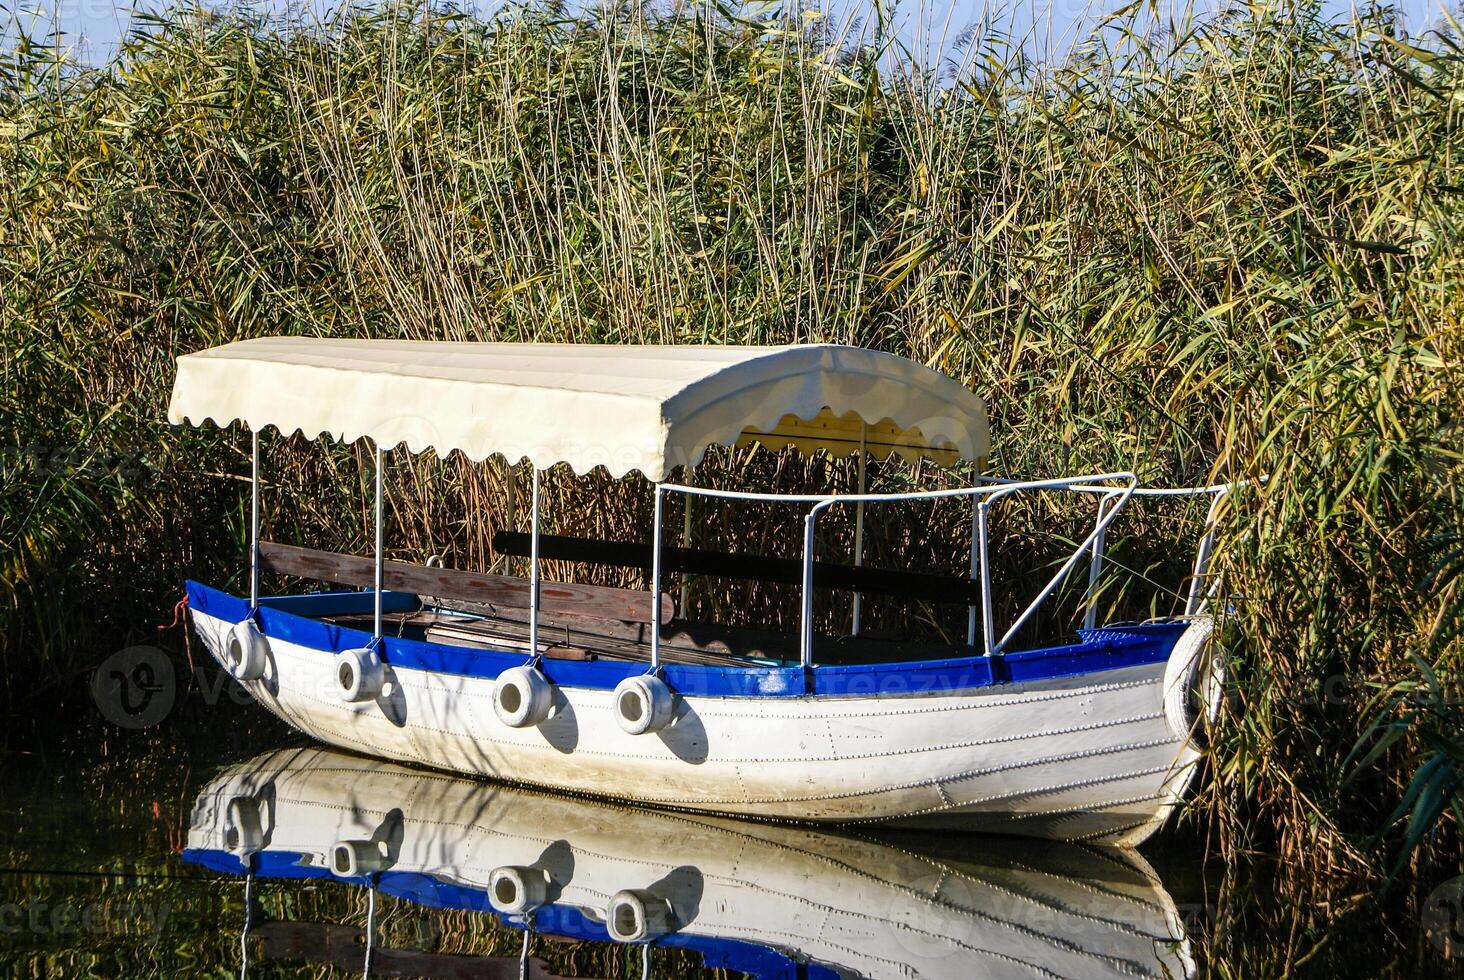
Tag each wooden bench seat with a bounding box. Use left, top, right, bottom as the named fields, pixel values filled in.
left=491, top=531, right=983, bottom=605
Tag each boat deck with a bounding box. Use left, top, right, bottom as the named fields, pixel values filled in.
left=263, top=537, right=981, bottom=669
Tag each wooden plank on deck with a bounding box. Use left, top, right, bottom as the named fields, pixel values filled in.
left=258, top=541, right=673, bottom=624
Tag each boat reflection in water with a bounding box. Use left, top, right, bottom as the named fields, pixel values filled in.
left=183, top=748, right=1196, bottom=979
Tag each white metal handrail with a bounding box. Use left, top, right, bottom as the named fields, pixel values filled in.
left=802, top=473, right=1144, bottom=657
left=656, top=472, right=1132, bottom=505
left=652, top=471, right=1218, bottom=667
left=984, top=481, right=1140, bottom=653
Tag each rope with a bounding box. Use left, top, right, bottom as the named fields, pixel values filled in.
left=157, top=595, right=188, bottom=632
left=158, top=593, right=196, bottom=689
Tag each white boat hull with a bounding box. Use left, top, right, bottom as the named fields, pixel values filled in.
left=190, top=604, right=1215, bottom=846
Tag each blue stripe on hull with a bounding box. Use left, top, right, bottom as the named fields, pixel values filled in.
left=181, top=847, right=842, bottom=980
left=186, top=579, right=1185, bottom=698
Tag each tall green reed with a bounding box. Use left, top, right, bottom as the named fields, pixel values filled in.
left=1, top=0, right=1460, bottom=889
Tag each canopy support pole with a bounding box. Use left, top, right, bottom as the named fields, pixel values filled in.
left=800, top=509, right=816, bottom=668
left=529, top=467, right=541, bottom=656
left=851, top=424, right=867, bottom=635
left=650, top=484, right=665, bottom=670
left=249, top=430, right=260, bottom=612
left=373, top=444, right=384, bottom=641
left=1083, top=493, right=1120, bottom=631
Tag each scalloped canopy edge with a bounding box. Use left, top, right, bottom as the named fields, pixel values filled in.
left=168, top=338, right=989, bottom=480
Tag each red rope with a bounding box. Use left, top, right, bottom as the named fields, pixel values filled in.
left=158, top=594, right=196, bottom=687
left=158, top=595, right=188, bottom=632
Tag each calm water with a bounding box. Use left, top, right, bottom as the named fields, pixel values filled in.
left=0, top=662, right=1456, bottom=978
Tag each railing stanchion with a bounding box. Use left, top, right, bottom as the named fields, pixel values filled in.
left=363, top=883, right=377, bottom=979
left=528, top=466, right=540, bottom=656
left=994, top=478, right=1138, bottom=651
left=239, top=868, right=254, bottom=980
left=967, top=494, right=980, bottom=647
left=650, top=485, right=665, bottom=670
left=1083, top=493, right=1118, bottom=631
left=800, top=508, right=818, bottom=668
left=1185, top=489, right=1226, bottom=616
left=977, top=501, right=994, bottom=656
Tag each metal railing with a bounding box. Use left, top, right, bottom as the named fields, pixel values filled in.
left=242, top=426, right=1235, bottom=669
left=1076, top=482, right=1236, bottom=630
left=650, top=474, right=1235, bottom=668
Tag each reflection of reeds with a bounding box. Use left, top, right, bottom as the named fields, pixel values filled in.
left=1, top=0, right=1460, bottom=886
left=0, top=870, right=709, bottom=977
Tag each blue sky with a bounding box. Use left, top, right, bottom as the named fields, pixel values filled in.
left=2, top=0, right=1453, bottom=66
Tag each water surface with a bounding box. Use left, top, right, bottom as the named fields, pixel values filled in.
left=0, top=664, right=1455, bottom=978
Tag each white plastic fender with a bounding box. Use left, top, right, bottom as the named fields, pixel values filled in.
left=1163, top=616, right=1221, bottom=738
left=336, top=647, right=384, bottom=703
left=487, top=865, right=549, bottom=915
left=226, top=619, right=269, bottom=681
left=606, top=889, right=675, bottom=943
left=331, top=839, right=392, bottom=877
left=224, top=797, right=266, bottom=856
left=492, top=665, right=554, bottom=728
left=613, top=674, right=675, bottom=735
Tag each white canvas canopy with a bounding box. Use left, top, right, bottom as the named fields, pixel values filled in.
left=168, top=338, right=989, bottom=480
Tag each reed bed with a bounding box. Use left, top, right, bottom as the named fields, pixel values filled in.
left=2, top=0, right=1461, bottom=910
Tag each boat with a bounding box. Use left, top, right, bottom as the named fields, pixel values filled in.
left=182, top=746, right=1198, bottom=979
left=170, top=338, right=1231, bottom=845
